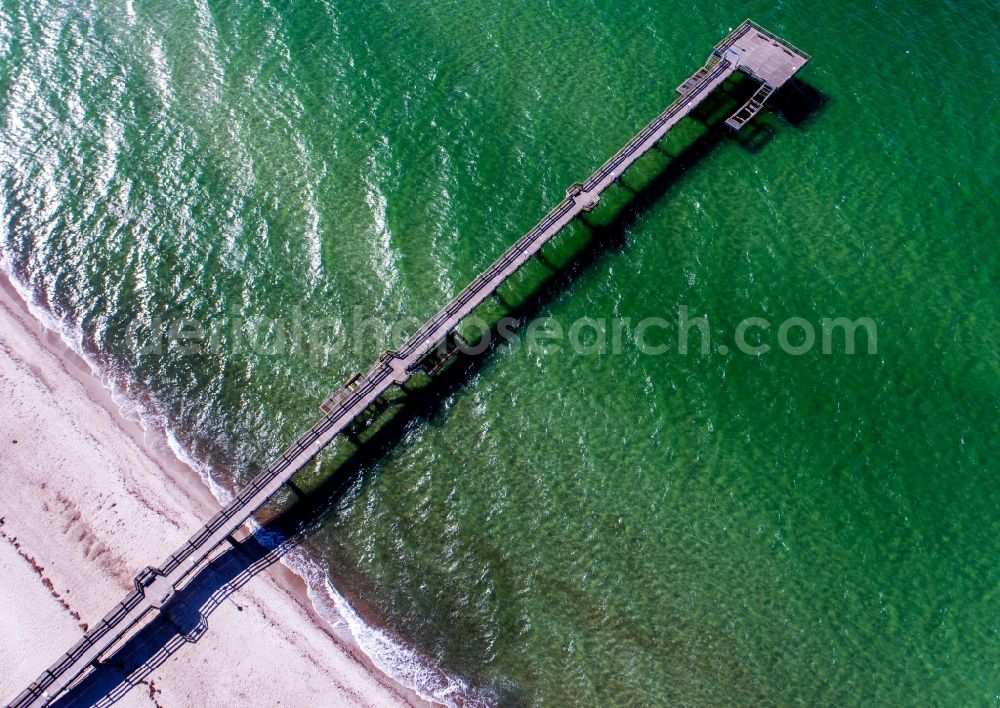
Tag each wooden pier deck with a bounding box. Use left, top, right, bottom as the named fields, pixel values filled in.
left=8, top=20, right=807, bottom=708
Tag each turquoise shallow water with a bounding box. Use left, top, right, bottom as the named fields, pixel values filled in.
left=2, top=0, right=999, bottom=704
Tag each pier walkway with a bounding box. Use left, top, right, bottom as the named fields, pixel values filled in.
left=9, top=20, right=807, bottom=708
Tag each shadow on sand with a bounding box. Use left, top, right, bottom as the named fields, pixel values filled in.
left=54, top=76, right=828, bottom=707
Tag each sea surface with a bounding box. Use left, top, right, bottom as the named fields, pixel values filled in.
left=2, top=0, right=998, bottom=704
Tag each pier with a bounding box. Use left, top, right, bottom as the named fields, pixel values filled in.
left=9, top=20, right=808, bottom=708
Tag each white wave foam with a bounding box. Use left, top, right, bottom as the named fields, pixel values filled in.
left=280, top=543, right=481, bottom=708
left=163, top=427, right=234, bottom=505
left=244, top=516, right=479, bottom=705
left=3, top=262, right=96, bottom=377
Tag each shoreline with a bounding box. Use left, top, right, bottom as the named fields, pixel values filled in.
left=0, top=270, right=433, bottom=707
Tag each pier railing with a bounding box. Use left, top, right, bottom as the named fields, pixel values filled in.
left=716, top=19, right=811, bottom=61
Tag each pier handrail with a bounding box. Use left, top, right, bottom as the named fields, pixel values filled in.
left=716, top=19, right=811, bottom=61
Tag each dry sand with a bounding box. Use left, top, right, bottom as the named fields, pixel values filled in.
left=0, top=275, right=427, bottom=707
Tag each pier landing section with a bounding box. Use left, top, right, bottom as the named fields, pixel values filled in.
left=713, top=21, right=810, bottom=129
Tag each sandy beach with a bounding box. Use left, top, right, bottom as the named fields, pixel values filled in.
left=0, top=275, right=427, bottom=707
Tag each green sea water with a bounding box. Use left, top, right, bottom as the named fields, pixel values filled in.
left=2, top=0, right=999, bottom=704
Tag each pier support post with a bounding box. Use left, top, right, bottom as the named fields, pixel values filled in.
left=342, top=428, right=363, bottom=446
